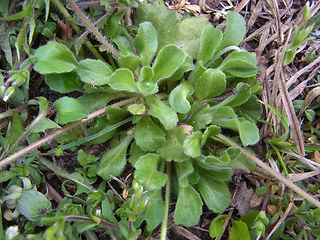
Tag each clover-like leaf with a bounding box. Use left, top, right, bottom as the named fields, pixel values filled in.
left=197, top=176, right=231, bottom=212
left=195, top=69, right=226, bottom=102
left=109, top=68, right=139, bottom=92
left=238, top=118, right=259, bottom=146
left=146, top=95, right=178, bottom=130
left=134, top=116, right=166, bottom=151
left=183, top=131, right=202, bottom=158
left=34, top=41, right=77, bottom=74
left=134, top=153, right=167, bottom=190
left=198, top=24, right=223, bottom=64
left=152, top=45, right=186, bottom=82
left=174, top=185, right=203, bottom=227
left=169, top=81, right=193, bottom=114
left=97, top=136, right=132, bottom=181
left=54, top=97, right=87, bottom=124
left=133, top=21, right=158, bottom=66
left=76, top=59, right=113, bottom=85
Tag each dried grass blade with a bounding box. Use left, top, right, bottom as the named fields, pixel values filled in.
left=298, top=87, right=320, bottom=118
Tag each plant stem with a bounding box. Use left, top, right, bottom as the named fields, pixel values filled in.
left=51, top=0, right=104, bottom=61
left=0, top=97, right=138, bottom=168
left=64, top=215, right=120, bottom=231
left=66, top=0, right=120, bottom=59
left=217, top=133, right=320, bottom=208
left=160, top=162, right=172, bottom=240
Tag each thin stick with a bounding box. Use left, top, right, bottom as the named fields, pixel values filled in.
left=217, top=133, right=320, bottom=208
left=66, top=0, right=120, bottom=59
left=160, top=162, right=172, bottom=240
left=0, top=97, right=137, bottom=168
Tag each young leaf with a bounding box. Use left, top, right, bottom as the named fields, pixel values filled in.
left=97, top=136, right=132, bottom=181
left=34, top=41, right=78, bottom=74
left=230, top=220, right=250, bottom=240
left=152, top=45, right=186, bottom=82
left=118, top=55, right=141, bottom=72
left=45, top=72, right=80, bottom=93
left=76, top=59, right=113, bottom=85
left=137, top=66, right=158, bottom=95
left=215, top=12, right=246, bottom=53
left=188, top=104, right=213, bottom=130
left=54, top=97, right=87, bottom=124
left=146, top=95, right=178, bottom=130
left=198, top=24, right=223, bottom=64
left=169, top=81, right=193, bottom=114
left=134, top=153, right=167, bottom=190
left=109, top=68, right=139, bottom=92
left=31, top=118, right=61, bottom=133
left=219, top=51, right=260, bottom=78
left=174, top=185, right=203, bottom=227
left=128, top=104, right=146, bottom=115
left=156, top=126, right=189, bottom=162
left=183, top=131, right=202, bottom=158
left=211, top=106, right=239, bottom=131
left=201, top=125, right=221, bottom=145
left=195, top=69, right=226, bottom=102
left=209, top=215, right=228, bottom=238
left=133, top=21, right=158, bottom=66
left=134, top=116, right=166, bottom=151
left=139, top=190, right=164, bottom=231
left=197, top=176, right=231, bottom=212
left=176, top=161, right=194, bottom=188
left=238, top=118, right=259, bottom=146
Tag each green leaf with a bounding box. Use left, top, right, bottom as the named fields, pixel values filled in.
left=54, top=97, right=87, bottom=124
left=183, top=131, right=202, bottom=158
left=194, top=159, right=232, bottom=181
left=230, top=220, right=250, bottom=240
left=156, top=126, right=189, bottom=162
left=176, top=161, right=194, bottom=188
left=76, top=59, right=113, bottom=86
left=238, top=118, right=259, bottom=146
left=134, top=153, right=167, bottom=190
left=134, top=116, right=166, bottom=151
left=97, top=136, right=132, bottom=181
left=3, top=112, right=24, bottom=149
left=198, top=24, right=223, bottom=64
left=17, top=188, right=52, bottom=221
left=218, top=83, right=251, bottom=107
left=219, top=51, right=260, bottom=78
left=118, top=55, right=141, bottom=72
left=195, top=69, right=226, bottom=102
left=174, top=185, right=203, bottom=227
left=152, top=45, right=186, bottom=82
left=77, top=149, right=99, bottom=168
left=137, top=66, right=158, bottom=95
left=169, top=81, right=193, bottom=114
left=215, top=12, right=246, bottom=53
left=146, top=95, right=178, bottom=130
left=34, top=41, right=77, bottom=74
left=45, top=72, right=80, bottom=93
left=0, top=5, right=32, bottom=21
left=211, top=106, right=239, bottom=131
left=209, top=215, right=228, bottom=238
left=188, top=104, right=213, bottom=130
left=133, top=21, right=158, bottom=66
left=201, top=125, right=221, bottom=145
left=197, top=176, right=231, bottom=212
left=136, top=0, right=179, bottom=51
left=109, top=68, right=139, bottom=92
left=31, top=118, right=61, bottom=133
left=128, top=104, right=146, bottom=115
left=139, top=190, right=164, bottom=231
left=234, top=95, right=262, bottom=121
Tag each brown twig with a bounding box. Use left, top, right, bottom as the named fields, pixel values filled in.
left=0, top=97, right=138, bottom=168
